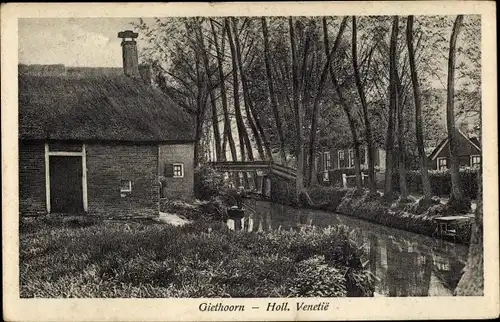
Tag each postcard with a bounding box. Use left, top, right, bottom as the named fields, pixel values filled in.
left=2, top=1, right=498, bottom=321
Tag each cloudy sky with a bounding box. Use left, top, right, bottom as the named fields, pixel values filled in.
left=19, top=18, right=152, bottom=67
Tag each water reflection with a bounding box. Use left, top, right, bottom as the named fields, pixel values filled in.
left=229, top=200, right=468, bottom=297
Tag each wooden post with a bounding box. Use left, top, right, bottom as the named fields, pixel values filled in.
left=44, top=143, right=51, bottom=213
left=82, top=143, right=88, bottom=212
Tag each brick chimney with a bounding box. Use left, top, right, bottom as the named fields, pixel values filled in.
left=118, top=30, right=140, bottom=78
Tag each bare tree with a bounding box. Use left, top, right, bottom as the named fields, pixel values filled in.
left=289, top=17, right=305, bottom=200
left=209, top=19, right=238, bottom=163
left=323, top=17, right=363, bottom=189
left=262, top=16, right=287, bottom=165
left=195, top=20, right=223, bottom=161
left=352, top=16, right=377, bottom=194
left=226, top=18, right=253, bottom=188
left=307, top=17, right=349, bottom=186
left=231, top=18, right=272, bottom=161
left=406, top=15, right=432, bottom=200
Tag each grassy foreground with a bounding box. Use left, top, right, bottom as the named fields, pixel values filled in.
left=20, top=215, right=374, bottom=298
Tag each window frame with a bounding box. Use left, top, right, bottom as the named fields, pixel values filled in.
left=437, top=157, right=448, bottom=170
left=173, top=163, right=184, bottom=178
left=470, top=155, right=481, bottom=168
left=337, top=150, right=344, bottom=168
left=324, top=151, right=331, bottom=170
left=120, top=180, right=132, bottom=193
left=348, top=149, right=355, bottom=168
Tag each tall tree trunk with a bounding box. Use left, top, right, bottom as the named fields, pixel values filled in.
left=406, top=16, right=432, bottom=200
left=308, top=17, right=348, bottom=187
left=210, top=19, right=237, bottom=163
left=392, top=17, right=408, bottom=200
left=383, top=16, right=399, bottom=200
left=231, top=18, right=271, bottom=162
left=196, top=21, right=223, bottom=161
left=446, top=15, right=466, bottom=210
left=396, top=66, right=408, bottom=200
left=454, top=169, right=483, bottom=295
left=192, top=30, right=208, bottom=168
left=262, top=16, right=287, bottom=165
left=226, top=18, right=253, bottom=188
left=323, top=17, right=362, bottom=189
left=352, top=16, right=376, bottom=194
left=289, top=17, right=304, bottom=200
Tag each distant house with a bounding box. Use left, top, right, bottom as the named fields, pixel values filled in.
left=427, top=124, right=481, bottom=170
left=19, top=30, right=195, bottom=217
left=315, top=145, right=386, bottom=185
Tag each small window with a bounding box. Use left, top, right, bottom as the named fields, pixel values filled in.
left=173, top=163, right=184, bottom=178
left=337, top=150, right=345, bottom=168
left=324, top=152, right=331, bottom=170
left=323, top=171, right=329, bottom=182
left=437, top=157, right=448, bottom=170
left=470, top=155, right=481, bottom=168
left=120, top=180, right=132, bottom=193
left=348, top=149, right=355, bottom=168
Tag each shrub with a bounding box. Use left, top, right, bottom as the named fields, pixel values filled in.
left=194, top=164, right=228, bottom=200
left=270, top=174, right=297, bottom=206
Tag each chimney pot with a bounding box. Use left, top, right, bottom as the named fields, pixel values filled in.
left=118, top=30, right=140, bottom=77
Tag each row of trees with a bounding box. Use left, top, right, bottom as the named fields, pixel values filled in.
left=136, top=15, right=480, bottom=207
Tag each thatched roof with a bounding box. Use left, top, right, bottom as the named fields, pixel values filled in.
left=19, top=74, right=195, bottom=142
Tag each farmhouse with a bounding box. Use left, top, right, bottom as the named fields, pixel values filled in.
left=427, top=123, right=481, bottom=170
left=19, top=30, right=195, bottom=217
left=315, top=145, right=386, bottom=186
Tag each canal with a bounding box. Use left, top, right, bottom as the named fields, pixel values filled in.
left=229, top=200, right=468, bottom=297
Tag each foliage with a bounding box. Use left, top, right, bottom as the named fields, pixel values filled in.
left=391, top=167, right=479, bottom=199
left=20, top=217, right=373, bottom=298
left=193, top=164, right=229, bottom=200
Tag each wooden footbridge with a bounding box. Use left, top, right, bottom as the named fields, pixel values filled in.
left=210, top=161, right=297, bottom=181
left=210, top=161, right=297, bottom=196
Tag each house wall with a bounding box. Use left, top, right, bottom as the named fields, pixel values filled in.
left=19, top=141, right=160, bottom=217
left=19, top=141, right=46, bottom=215
left=430, top=134, right=481, bottom=170
left=86, top=143, right=159, bottom=217
left=158, top=143, right=194, bottom=200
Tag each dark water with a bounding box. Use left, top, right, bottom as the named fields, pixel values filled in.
left=228, top=200, right=468, bottom=297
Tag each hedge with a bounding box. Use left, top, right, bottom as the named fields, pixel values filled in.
left=390, top=167, right=479, bottom=199
left=317, top=167, right=480, bottom=200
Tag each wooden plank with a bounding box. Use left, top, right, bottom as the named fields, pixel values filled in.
left=47, top=151, right=83, bottom=156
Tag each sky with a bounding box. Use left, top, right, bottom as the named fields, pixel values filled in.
left=19, top=18, right=152, bottom=67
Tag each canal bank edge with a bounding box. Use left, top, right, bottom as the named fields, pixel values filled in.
left=259, top=184, right=472, bottom=245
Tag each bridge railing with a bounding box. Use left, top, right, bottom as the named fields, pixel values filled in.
left=210, top=161, right=297, bottom=181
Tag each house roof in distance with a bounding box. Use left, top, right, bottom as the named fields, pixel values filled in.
left=428, top=129, right=481, bottom=160
left=18, top=66, right=195, bottom=142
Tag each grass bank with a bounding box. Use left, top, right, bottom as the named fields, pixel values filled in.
left=20, top=215, right=374, bottom=298
left=266, top=184, right=473, bottom=244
